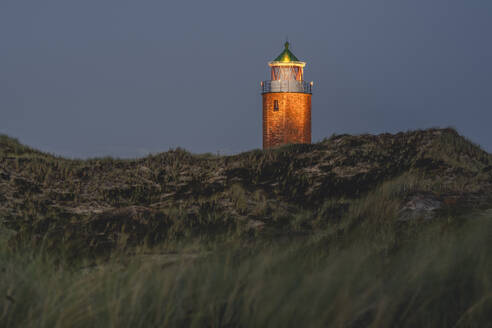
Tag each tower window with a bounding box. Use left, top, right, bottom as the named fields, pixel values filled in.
left=273, top=100, right=279, bottom=111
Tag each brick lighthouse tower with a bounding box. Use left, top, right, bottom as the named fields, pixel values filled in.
left=261, top=42, right=313, bottom=149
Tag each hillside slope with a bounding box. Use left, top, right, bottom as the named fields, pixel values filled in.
left=1, top=128, right=492, bottom=257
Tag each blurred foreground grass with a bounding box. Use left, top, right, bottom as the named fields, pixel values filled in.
left=1, top=211, right=491, bottom=328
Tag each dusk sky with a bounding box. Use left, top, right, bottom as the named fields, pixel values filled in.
left=1, top=0, right=491, bottom=158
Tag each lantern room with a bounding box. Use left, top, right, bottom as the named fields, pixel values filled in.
left=269, top=42, right=305, bottom=81
left=261, top=42, right=312, bottom=94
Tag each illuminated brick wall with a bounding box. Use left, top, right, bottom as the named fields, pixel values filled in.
left=262, top=93, right=311, bottom=149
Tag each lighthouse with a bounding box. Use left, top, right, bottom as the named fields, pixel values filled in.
left=261, top=42, right=312, bottom=149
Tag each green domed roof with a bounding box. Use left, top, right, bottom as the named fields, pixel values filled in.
left=273, top=42, right=300, bottom=62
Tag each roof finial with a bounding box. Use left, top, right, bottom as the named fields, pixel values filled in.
left=285, top=36, right=289, bottom=49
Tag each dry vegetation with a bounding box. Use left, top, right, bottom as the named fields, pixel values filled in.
left=1, top=128, right=491, bottom=257
left=1, top=128, right=492, bottom=327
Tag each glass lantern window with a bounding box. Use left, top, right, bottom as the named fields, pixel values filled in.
left=271, top=66, right=303, bottom=81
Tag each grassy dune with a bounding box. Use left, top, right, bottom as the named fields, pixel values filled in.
left=1, top=128, right=492, bottom=326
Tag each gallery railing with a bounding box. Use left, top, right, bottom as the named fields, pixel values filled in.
left=261, top=80, right=312, bottom=94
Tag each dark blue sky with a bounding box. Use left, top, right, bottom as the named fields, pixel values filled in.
left=1, top=0, right=491, bottom=158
